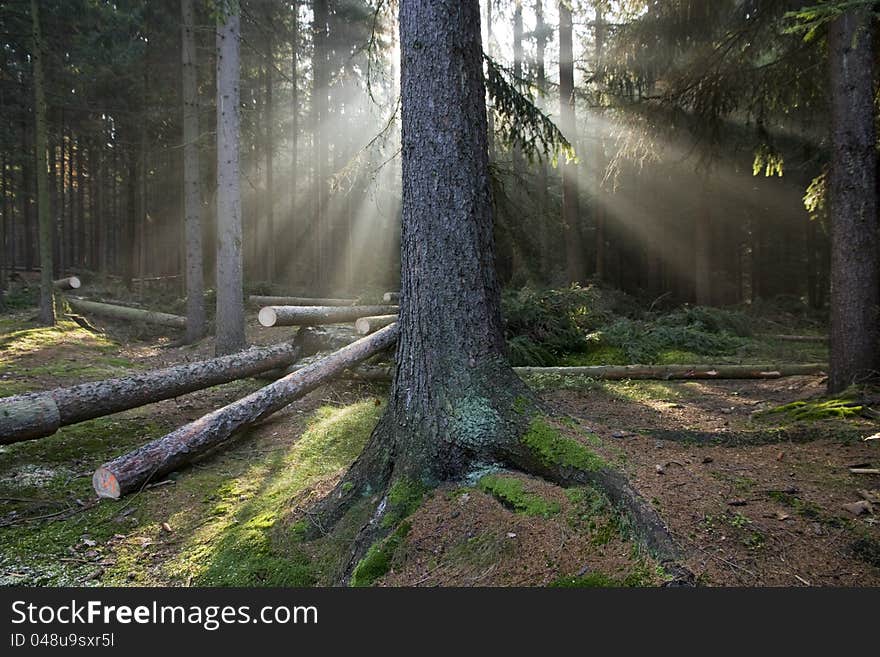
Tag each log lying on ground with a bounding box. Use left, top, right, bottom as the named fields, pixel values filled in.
left=53, top=276, right=81, bottom=290
left=66, top=297, right=186, bottom=329
left=767, top=334, right=829, bottom=343
left=0, top=340, right=309, bottom=445
left=355, top=314, right=398, bottom=335
left=346, top=363, right=828, bottom=382
left=93, top=323, right=399, bottom=498
left=249, top=295, right=357, bottom=307
left=382, top=292, right=400, bottom=303
left=258, top=304, right=398, bottom=327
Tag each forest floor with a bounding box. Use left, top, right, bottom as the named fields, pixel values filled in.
left=1, top=304, right=878, bottom=587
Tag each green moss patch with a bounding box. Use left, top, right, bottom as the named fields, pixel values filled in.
left=521, top=417, right=607, bottom=472
left=478, top=474, right=560, bottom=517
left=762, top=398, right=862, bottom=422
left=382, top=478, right=428, bottom=528
left=350, top=521, right=411, bottom=587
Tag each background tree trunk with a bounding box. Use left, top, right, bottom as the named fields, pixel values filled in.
left=559, top=1, right=581, bottom=284
left=181, top=0, right=205, bottom=344
left=828, top=8, right=879, bottom=392
left=31, top=0, right=54, bottom=326
left=215, top=7, right=246, bottom=355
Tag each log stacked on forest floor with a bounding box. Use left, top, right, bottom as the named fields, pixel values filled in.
left=382, top=292, right=400, bottom=303
left=346, top=363, right=828, bottom=382
left=53, top=276, right=81, bottom=290
left=66, top=297, right=186, bottom=329
left=0, top=339, right=309, bottom=444
left=258, top=304, right=398, bottom=327
left=767, top=334, right=829, bottom=343
left=93, top=323, right=399, bottom=499
left=249, top=295, right=357, bottom=307
left=355, top=314, right=398, bottom=335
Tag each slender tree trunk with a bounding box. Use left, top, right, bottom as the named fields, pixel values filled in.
left=290, top=1, right=299, bottom=278
left=265, top=29, right=275, bottom=284
left=31, top=0, right=53, bottom=325
left=559, top=1, right=582, bottom=283
left=311, top=0, right=329, bottom=290
left=485, top=0, right=495, bottom=160
left=182, top=0, right=206, bottom=343
left=828, top=9, right=879, bottom=392
left=535, top=0, right=550, bottom=277
left=215, top=6, right=246, bottom=354
left=694, top=176, right=712, bottom=305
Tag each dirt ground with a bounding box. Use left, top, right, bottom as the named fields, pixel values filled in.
left=1, top=311, right=878, bottom=587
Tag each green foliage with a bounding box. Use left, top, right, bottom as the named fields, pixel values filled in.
left=753, top=143, right=785, bottom=177
left=521, top=417, right=607, bottom=472
left=350, top=521, right=411, bottom=587
left=784, top=1, right=878, bottom=41
left=484, top=55, right=575, bottom=165
left=478, top=474, right=560, bottom=518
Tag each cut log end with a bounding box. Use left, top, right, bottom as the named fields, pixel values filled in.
left=382, top=292, right=400, bottom=303
left=258, top=306, right=278, bottom=327
left=53, top=276, right=81, bottom=290
left=93, top=467, right=121, bottom=499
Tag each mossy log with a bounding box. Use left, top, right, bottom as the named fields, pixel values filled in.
left=258, top=304, right=399, bottom=327
left=348, top=363, right=827, bottom=382
left=66, top=297, right=186, bottom=329
left=355, top=314, right=398, bottom=335
left=249, top=295, right=357, bottom=307
left=0, top=340, right=307, bottom=444
left=53, top=276, right=81, bottom=290
left=382, top=292, right=400, bottom=303
left=93, top=323, right=399, bottom=498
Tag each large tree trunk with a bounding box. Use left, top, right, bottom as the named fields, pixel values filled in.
left=93, top=324, right=398, bottom=498
left=181, top=0, right=206, bottom=344
left=0, top=339, right=305, bottom=444
left=31, top=0, right=54, bottom=326
left=827, top=9, right=879, bottom=393
left=302, top=0, right=690, bottom=586
left=215, top=7, right=246, bottom=355
left=559, top=1, right=582, bottom=284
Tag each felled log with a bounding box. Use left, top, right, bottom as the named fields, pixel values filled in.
left=66, top=297, right=186, bottom=329
left=93, top=323, right=399, bottom=498
left=355, top=314, right=398, bottom=335
left=249, top=295, right=356, bottom=307
left=514, top=363, right=827, bottom=380
left=383, top=292, right=400, bottom=303
left=0, top=340, right=306, bottom=444
left=768, top=334, right=829, bottom=343
left=258, top=304, right=398, bottom=327
left=53, top=276, right=81, bottom=290
left=346, top=363, right=828, bottom=382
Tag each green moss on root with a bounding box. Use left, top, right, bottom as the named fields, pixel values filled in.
left=350, top=521, right=411, bottom=587
left=382, top=478, right=428, bottom=528
left=478, top=474, right=560, bottom=517
left=521, top=417, right=607, bottom=472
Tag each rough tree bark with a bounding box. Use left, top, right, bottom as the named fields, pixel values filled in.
left=215, top=5, right=246, bottom=355
left=93, top=324, right=398, bottom=498
left=181, top=0, right=206, bottom=344
left=31, top=0, right=54, bottom=326
left=0, top=339, right=305, bottom=444
left=301, top=0, right=691, bottom=586
left=827, top=8, right=879, bottom=393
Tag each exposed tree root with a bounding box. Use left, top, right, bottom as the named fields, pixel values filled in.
left=299, top=410, right=696, bottom=587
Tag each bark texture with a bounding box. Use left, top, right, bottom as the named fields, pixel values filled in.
left=215, top=8, right=246, bottom=355
left=93, top=324, right=398, bottom=498
left=0, top=339, right=304, bottom=444
left=828, top=9, right=879, bottom=392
